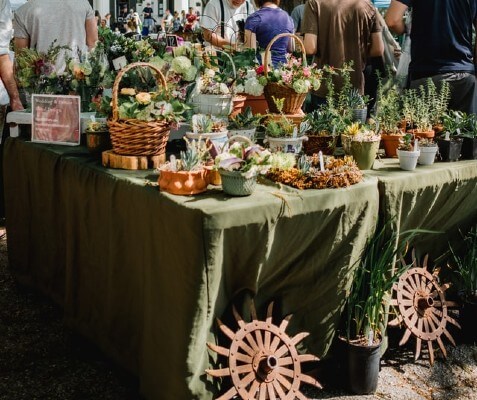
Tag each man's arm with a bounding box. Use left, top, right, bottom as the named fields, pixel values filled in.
left=369, top=31, right=384, bottom=58
left=202, top=28, right=233, bottom=48
left=385, top=0, right=408, bottom=35
left=85, top=17, right=98, bottom=49
left=304, top=33, right=317, bottom=56
left=0, top=54, right=23, bottom=111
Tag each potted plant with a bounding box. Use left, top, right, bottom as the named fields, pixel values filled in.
left=396, top=133, right=420, bottom=171
left=186, top=114, right=229, bottom=151
left=347, top=88, right=369, bottom=124
left=263, top=98, right=308, bottom=153
left=402, top=86, right=435, bottom=139
left=374, top=79, right=404, bottom=157
left=214, top=136, right=272, bottom=196
left=427, top=78, right=451, bottom=133
left=343, top=224, right=424, bottom=394
left=458, top=112, right=477, bottom=160
left=417, top=138, right=438, bottom=165
left=346, top=122, right=381, bottom=170
left=158, top=137, right=210, bottom=195
left=449, top=225, right=477, bottom=344
left=301, top=108, right=342, bottom=156
left=227, top=106, right=262, bottom=141
left=438, top=110, right=464, bottom=162
left=84, top=118, right=111, bottom=154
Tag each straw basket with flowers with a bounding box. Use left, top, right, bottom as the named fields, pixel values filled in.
left=263, top=33, right=322, bottom=114
left=107, top=62, right=188, bottom=156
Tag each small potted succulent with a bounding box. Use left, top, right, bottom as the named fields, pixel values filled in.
left=396, top=133, right=420, bottom=171
left=417, top=138, right=438, bottom=165
left=158, top=137, right=210, bottom=195
left=186, top=113, right=229, bottom=150
left=263, top=97, right=308, bottom=153
left=346, top=121, right=381, bottom=170
left=438, top=110, right=464, bottom=162
left=301, top=108, right=342, bottom=156
left=214, top=136, right=272, bottom=196
left=347, top=88, right=370, bottom=124
left=227, top=106, right=263, bottom=141
left=84, top=118, right=111, bottom=154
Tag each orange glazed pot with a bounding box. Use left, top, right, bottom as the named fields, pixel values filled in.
left=158, top=169, right=208, bottom=195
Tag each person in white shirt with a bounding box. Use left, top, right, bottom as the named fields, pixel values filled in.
left=161, top=9, right=173, bottom=32
left=201, top=0, right=254, bottom=48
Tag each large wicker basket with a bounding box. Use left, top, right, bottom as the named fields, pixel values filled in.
left=107, top=62, right=171, bottom=156
left=263, top=33, right=308, bottom=114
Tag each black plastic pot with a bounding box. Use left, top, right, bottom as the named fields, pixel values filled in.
left=346, top=340, right=381, bottom=395
left=460, top=137, right=477, bottom=160
left=459, top=300, right=477, bottom=344
left=437, top=138, right=463, bottom=162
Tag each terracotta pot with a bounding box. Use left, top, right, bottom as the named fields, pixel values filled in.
left=304, top=134, right=336, bottom=156
left=204, top=166, right=221, bottom=185
left=409, top=129, right=435, bottom=140
left=229, top=95, right=246, bottom=118
left=242, top=94, right=269, bottom=115
left=381, top=132, right=404, bottom=158
left=158, top=169, right=208, bottom=195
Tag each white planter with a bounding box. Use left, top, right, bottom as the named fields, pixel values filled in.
left=397, top=149, right=420, bottom=171
left=228, top=128, right=256, bottom=142
left=186, top=130, right=229, bottom=151
left=265, top=135, right=308, bottom=154
left=190, top=94, right=233, bottom=117
left=418, top=146, right=438, bottom=165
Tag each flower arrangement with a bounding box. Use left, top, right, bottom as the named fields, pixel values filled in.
left=264, top=54, right=322, bottom=94
left=215, top=141, right=272, bottom=178
left=235, top=66, right=267, bottom=97
left=15, top=41, right=72, bottom=96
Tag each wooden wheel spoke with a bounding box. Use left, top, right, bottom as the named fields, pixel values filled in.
left=276, top=366, right=295, bottom=379
left=216, top=386, right=237, bottom=400
left=266, top=302, right=274, bottom=322
left=272, top=379, right=287, bottom=399
left=423, top=318, right=431, bottom=334
left=299, top=372, right=323, bottom=388
left=443, top=328, right=456, bottom=346
left=295, top=390, right=308, bottom=400
left=245, top=332, right=259, bottom=351
left=258, top=383, right=267, bottom=400
left=432, top=307, right=443, bottom=318
left=267, top=382, right=277, bottom=400
left=279, top=314, right=292, bottom=332
left=232, top=306, right=245, bottom=328
left=428, top=310, right=442, bottom=330
left=446, top=315, right=461, bottom=329
left=250, top=300, right=258, bottom=321
left=238, top=340, right=256, bottom=357
left=206, top=367, right=230, bottom=377
left=399, top=326, right=413, bottom=346
left=207, top=342, right=230, bottom=357
left=235, top=352, right=253, bottom=363
left=264, top=330, right=271, bottom=351
left=426, top=315, right=438, bottom=332
left=236, top=364, right=253, bottom=374
left=428, top=341, right=435, bottom=365
left=401, top=287, right=415, bottom=300
left=270, top=336, right=282, bottom=353
left=292, top=332, right=310, bottom=346
left=415, top=338, right=422, bottom=360
left=241, top=371, right=256, bottom=387
left=275, top=370, right=293, bottom=390
left=247, top=380, right=260, bottom=398
left=278, top=356, right=293, bottom=366
left=437, top=337, right=447, bottom=358
left=255, top=329, right=265, bottom=350
left=217, top=318, right=236, bottom=340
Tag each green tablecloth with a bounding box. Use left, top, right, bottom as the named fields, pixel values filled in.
left=3, top=138, right=380, bottom=400
left=368, top=158, right=477, bottom=261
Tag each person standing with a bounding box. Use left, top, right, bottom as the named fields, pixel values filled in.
left=290, top=3, right=305, bottom=35
left=301, top=0, right=384, bottom=107
left=385, top=0, right=477, bottom=114
left=161, top=9, right=174, bottom=32
left=142, top=2, right=155, bottom=33
left=13, top=0, right=98, bottom=59
left=201, top=0, right=254, bottom=49
left=244, top=0, right=294, bottom=66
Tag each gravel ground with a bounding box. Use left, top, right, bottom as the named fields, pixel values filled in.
left=1, top=225, right=476, bottom=400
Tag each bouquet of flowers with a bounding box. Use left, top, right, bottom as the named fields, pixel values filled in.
left=264, top=55, right=322, bottom=94
left=15, top=41, right=72, bottom=97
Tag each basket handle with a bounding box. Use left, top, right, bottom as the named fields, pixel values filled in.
left=203, top=48, right=237, bottom=80
left=263, top=33, right=307, bottom=75
left=111, top=62, right=168, bottom=122
left=220, top=135, right=254, bottom=152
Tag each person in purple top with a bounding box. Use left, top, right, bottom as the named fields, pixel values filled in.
left=244, top=0, right=294, bottom=67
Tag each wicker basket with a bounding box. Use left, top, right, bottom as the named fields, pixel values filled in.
left=107, top=62, right=171, bottom=156
left=263, top=33, right=308, bottom=114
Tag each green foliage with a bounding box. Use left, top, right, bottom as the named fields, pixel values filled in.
left=228, top=107, right=262, bottom=130
left=442, top=111, right=477, bottom=138
left=397, top=133, right=414, bottom=151
left=297, top=154, right=311, bottom=174
left=450, top=226, right=477, bottom=301
left=180, top=145, right=200, bottom=171
left=345, top=224, right=431, bottom=343
left=303, top=108, right=342, bottom=136
left=374, top=76, right=402, bottom=134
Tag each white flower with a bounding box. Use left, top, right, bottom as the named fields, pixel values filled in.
left=204, top=68, right=216, bottom=78
left=245, top=69, right=257, bottom=79
left=219, top=83, right=230, bottom=94
left=235, top=84, right=245, bottom=93
left=182, top=65, right=197, bottom=82
left=153, top=101, right=173, bottom=115
left=244, top=77, right=264, bottom=96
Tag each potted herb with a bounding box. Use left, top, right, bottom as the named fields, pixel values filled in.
left=417, top=138, right=438, bottom=165
left=343, top=224, right=424, bottom=394
left=214, top=136, right=272, bottom=196
left=396, top=133, right=420, bottom=171
left=227, top=106, right=262, bottom=141
left=158, top=138, right=210, bottom=195
left=449, top=225, right=477, bottom=344
left=374, top=79, right=404, bottom=158
left=438, top=110, right=464, bottom=162
left=263, top=98, right=308, bottom=153
left=402, top=86, right=434, bottom=139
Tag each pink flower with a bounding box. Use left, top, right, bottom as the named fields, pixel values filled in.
left=302, top=67, right=311, bottom=77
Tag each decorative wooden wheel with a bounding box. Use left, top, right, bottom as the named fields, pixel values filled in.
left=206, top=301, right=322, bottom=400
left=389, top=252, right=460, bottom=365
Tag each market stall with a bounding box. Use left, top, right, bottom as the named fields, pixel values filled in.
left=4, top=138, right=380, bottom=399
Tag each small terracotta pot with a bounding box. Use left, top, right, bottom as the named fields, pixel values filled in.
left=158, top=169, right=208, bottom=195
left=381, top=132, right=404, bottom=158
left=242, top=94, right=269, bottom=115
left=229, top=95, right=247, bottom=118
left=409, top=129, right=435, bottom=140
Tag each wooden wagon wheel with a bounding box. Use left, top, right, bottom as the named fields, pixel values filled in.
left=389, top=251, right=460, bottom=365
left=206, top=301, right=322, bottom=400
